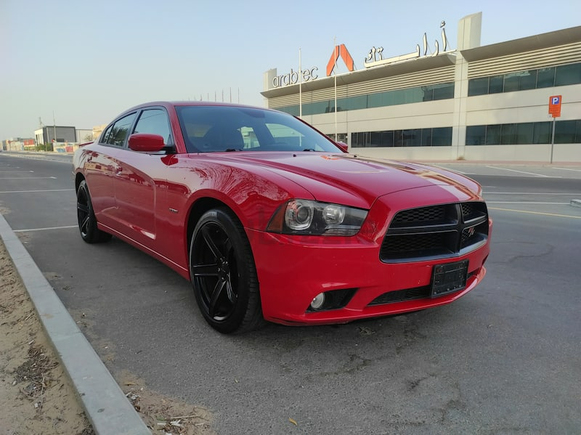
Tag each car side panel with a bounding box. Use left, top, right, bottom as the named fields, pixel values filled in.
left=113, top=148, right=160, bottom=246
left=81, top=146, right=117, bottom=228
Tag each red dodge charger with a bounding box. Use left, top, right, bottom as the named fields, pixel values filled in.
left=73, top=102, right=492, bottom=333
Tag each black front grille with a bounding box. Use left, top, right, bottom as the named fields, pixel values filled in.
left=380, top=202, right=489, bottom=262
left=391, top=205, right=448, bottom=226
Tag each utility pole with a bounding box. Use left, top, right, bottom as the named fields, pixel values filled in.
left=53, top=111, right=57, bottom=145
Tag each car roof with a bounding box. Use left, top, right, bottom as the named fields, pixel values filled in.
left=122, top=101, right=273, bottom=113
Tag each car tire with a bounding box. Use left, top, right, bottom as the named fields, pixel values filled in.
left=189, top=208, right=264, bottom=334
left=76, top=180, right=112, bottom=244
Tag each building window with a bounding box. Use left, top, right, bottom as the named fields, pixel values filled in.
left=466, top=125, right=486, bottom=145
left=516, top=123, right=534, bottom=144
left=555, top=120, right=581, bottom=143
left=533, top=122, right=552, bottom=144
left=501, top=123, right=517, bottom=145
left=485, top=125, right=501, bottom=145
left=503, top=74, right=520, bottom=93
left=537, top=67, right=556, bottom=88
left=468, top=77, right=488, bottom=96
left=555, top=63, right=581, bottom=86
left=402, top=129, right=421, bottom=147
left=466, top=120, right=581, bottom=145
left=351, top=127, right=452, bottom=148
left=432, top=127, right=453, bottom=146
left=468, top=62, right=581, bottom=97
left=489, top=75, right=504, bottom=94
left=276, top=82, right=455, bottom=117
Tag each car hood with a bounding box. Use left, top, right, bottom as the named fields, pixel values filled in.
left=200, top=152, right=481, bottom=208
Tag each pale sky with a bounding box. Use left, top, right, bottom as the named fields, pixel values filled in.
left=1, top=0, right=579, bottom=141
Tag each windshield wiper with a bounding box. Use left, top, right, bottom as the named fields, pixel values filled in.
left=302, top=148, right=316, bottom=152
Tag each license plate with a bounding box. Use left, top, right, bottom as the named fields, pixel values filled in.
left=431, top=260, right=469, bottom=297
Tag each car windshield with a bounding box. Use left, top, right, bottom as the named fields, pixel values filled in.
left=175, top=105, right=341, bottom=153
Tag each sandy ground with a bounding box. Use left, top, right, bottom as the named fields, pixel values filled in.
left=0, top=238, right=215, bottom=435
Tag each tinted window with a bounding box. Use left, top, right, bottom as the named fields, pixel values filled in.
left=501, top=124, right=517, bottom=145
left=465, top=63, right=581, bottom=97
left=468, top=78, right=488, bottom=96
left=351, top=127, right=452, bottom=148
left=489, top=75, right=504, bottom=94
left=393, top=130, right=404, bottom=147
left=432, top=83, right=454, bottom=100
left=402, top=129, right=421, bottom=147
left=346, top=95, right=367, bottom=110
left=519, top=70, right=537, bottom=90
left=432, top=127, right=452, bottom=146
left=133, top=109, right=172, bottom=144
left=555, top=63, right=581, bottom=86
left=533, top=122, right=552, bottom=144
left=422, top=87, right=434, bottom=101
left=555, top=120, right=579, bottom=143
left=369, top=131, right=382, bottom=147
left=504, top=73, right=520, bottom=92
left=466, top=125, right=485, bottom=145
left=100, top=124, right=113, bottom=144
left=176, top=106, right=339, bottom=153
left=267, top=122, right=325, bottom=150
left=516, top=123, right=534, bottom=144
left=537, top=67, right=555, bottom=88
left=106, top=113, right=137, bottom=147
left=464, top=121, right=581, bottom=145
left=278, top=82, right=454, bottom=115
left=381, top=131, right=394, bottom=147
left=421, top=129, right=433, bottom=146
left=486, top=125, right=501, bottom=145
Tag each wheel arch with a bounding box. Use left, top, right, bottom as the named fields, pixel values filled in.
left=186, top=197, right=240, bottom=254
left=74, top=172, right=85, bottom=192
left=186, top=197, right=265, bottom=333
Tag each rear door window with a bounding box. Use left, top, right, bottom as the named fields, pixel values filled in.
left=105, top=113, right=137, bottom=147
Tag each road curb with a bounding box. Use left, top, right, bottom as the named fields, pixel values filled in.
left=0, top=213, right=150, bottom=435
left=571, top=199, right=581, bottom=208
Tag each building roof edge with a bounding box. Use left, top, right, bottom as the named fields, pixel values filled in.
left=460, top=26, right=581, bottom=62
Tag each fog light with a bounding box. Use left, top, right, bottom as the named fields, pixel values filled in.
left=310, top=293, right=326, bottom=310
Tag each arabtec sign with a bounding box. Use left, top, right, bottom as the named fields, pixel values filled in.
left=326, top=44, right=355, bottom=76
left=272, top=67, right=319, bottom=88
left=271, top=44, right=356, bottom=89
left=269, top=21, right=455, bottom=90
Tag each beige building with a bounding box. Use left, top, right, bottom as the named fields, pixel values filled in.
left=262, top=13, right=581, bottom=163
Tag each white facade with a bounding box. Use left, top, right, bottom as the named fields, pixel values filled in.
left=76, top=129, right=93, bottom=143
left=262, top=13, right=581, bottom=163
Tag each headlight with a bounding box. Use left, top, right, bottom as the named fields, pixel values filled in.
left=267, top=199, right=368, bottom=236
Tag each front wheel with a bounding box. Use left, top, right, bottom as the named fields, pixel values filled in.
left=76, top=180, right=112, bottom=244
left=189, top=208, right=263, bottom=334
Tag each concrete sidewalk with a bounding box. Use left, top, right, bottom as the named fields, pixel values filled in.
left=0, top=213, right=150, bottom=435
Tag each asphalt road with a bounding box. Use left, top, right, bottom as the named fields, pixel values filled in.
left=1, top=153, right=580, bottom=434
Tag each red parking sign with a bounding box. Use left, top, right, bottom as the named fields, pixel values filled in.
left=549, top=95, right=562, bottom=117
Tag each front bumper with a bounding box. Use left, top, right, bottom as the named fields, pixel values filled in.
left=247, top=225, right=490, bottom=326
left=247, top=187, right=492, bottom=326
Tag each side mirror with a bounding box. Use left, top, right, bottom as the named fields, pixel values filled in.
left=128, top=134, right=166, bottom=152
left=335, top=141, right=348, bottom=153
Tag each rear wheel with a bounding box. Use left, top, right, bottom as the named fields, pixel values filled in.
left=189, top=208, right=263, bottom=333
left=76, top=180, right=112, bottom=243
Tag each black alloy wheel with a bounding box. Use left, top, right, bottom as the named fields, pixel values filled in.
left=76, top=180, right=112, bottom=243
left=190, top=208, right=263, bottom=334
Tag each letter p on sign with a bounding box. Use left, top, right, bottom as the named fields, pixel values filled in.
left=549, top=95, right=562, bottom=117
